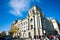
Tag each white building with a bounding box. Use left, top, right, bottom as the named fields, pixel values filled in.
left=12, top=5, right=60, bottom=38
left=51, top=19, right=60, bottom=35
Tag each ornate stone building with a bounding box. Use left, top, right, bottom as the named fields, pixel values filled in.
left=12, top=5, right=60, bottom=38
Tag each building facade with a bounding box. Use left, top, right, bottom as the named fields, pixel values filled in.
left=12, top=5, right=60, bottom=38
left=51, top=19, right=60, bottom=35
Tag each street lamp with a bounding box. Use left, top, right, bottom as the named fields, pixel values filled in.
left=43, top=30, right=46, bottom=39
left=43, top=30, right=46, bottom=34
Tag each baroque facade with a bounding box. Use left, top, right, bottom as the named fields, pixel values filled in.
left=12, top=5, right=60, bottom=38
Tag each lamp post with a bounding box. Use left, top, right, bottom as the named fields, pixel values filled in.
left=43, top=30, right=46, bottom=39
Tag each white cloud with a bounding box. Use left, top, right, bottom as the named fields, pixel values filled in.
left=32, top=0, right=41, bottom=3
left=9, top=0, right=31, bottom=16
left=9, top=0, right=42, bottom=16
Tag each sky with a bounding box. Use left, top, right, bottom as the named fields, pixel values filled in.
left=0, top=0, right=60, bottom=33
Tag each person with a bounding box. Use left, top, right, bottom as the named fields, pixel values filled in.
left=58, top=35, right=60, bottom=40
left=45, top=37, right=49, bottom=40
left=55, top=35, right=59, bottom=40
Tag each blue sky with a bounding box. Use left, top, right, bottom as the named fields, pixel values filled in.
left=0, top=0, right=60, bottom=33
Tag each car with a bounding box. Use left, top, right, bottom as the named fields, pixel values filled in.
left=47, top=35, right=54, bottom=39
left=0, top=36, right=5, bottom=40
left=5, top=35, right=11, bottom=40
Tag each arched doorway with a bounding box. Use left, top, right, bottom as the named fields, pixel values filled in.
left=29, top=32, right=31, bottom=38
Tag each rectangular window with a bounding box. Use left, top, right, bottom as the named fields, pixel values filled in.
left=24, top=22, right=25, bottom=25
left=31, top=25, right=33, bottom=29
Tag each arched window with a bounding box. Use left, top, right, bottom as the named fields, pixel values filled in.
left=30, top=18, right=33, bottom=22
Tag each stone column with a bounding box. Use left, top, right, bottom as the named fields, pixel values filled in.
left=35, top=14, right=39, bottom=36
left=39, top=16, right=43, bottom=36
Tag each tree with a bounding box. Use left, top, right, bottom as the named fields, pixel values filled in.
left=9, top=23, right=19, bottom=37
left=0, top=33, right=1, bottom=36
left=1, top=31, right=6, bottom=37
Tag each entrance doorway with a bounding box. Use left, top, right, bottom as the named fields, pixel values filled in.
left=29, top=32, right=31, bottom=38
